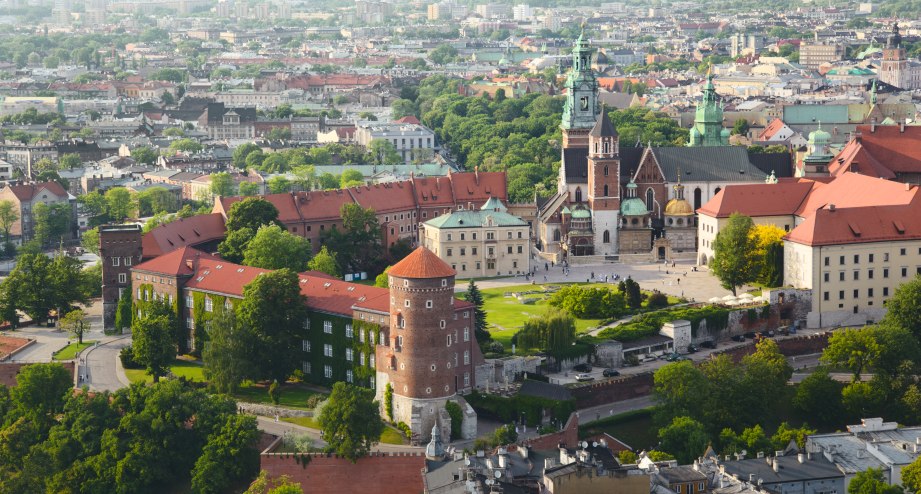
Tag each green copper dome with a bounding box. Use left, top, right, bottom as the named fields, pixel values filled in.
left=621, top=197, right=648, bottom=216
left=571, top=208, right=591, bottom=219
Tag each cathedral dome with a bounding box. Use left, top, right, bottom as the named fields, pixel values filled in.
left=571, top=208, right=591, bottom=219
left=621, top=198, right=648, bottom=216
left=664, top=198, right=695, bottom=216
left=808, top=126, right=831, bottom=144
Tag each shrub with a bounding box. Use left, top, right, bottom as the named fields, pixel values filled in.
left=647, top=292, right=669, bottom=309
left=119, top=346, right=141, bottom=369
left=396, top=421, right=412, bottom=438
left=445, top=401, right=463, bottom=440
left=268, top=381, right=280, bottom=405
left=487, top=341, right=504, bottom=353
left=548, top=285, right=626, bottom=319
left=464, top=388, right=575, bottom=427
left=305, top=394, right=324, bottom=409
left=493, top=424, right=518, bottom=445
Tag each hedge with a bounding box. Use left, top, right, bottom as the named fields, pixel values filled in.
left=597, top=305, right=734, bottom=342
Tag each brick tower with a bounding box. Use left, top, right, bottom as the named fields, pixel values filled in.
left=99, top=224, right=142, bottom=330
left=376, top=247, right=478, bottom=443
left=586, top=109, right=621, bottom=256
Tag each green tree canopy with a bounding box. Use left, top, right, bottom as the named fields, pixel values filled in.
left=711, top=213, right=758, bottom=295
left=242, top=224, right=312, bottom=272
left=306, top=245, right=340, bottom=278
left=658, top=416, right=709, bottom=465
left=317, top=382, right=384, bottom=462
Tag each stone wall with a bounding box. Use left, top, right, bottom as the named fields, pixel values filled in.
left=237, top=402, right=313, bottom=418
left=569, top=372, right=655, bottom=409
left=595, top=340, right=623, bottom=368
left=260, top=450, right=425, bottom=493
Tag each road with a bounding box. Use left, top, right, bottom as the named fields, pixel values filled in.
left=83, top=336, right=132, bottom=391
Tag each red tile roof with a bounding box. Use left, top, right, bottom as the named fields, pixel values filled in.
left=829, top=125, right=921, bottom=179
left=697, top=181, right=817, bottom=218
left=389, top=247, right=456, bottom=279
left=133, top=246, right=221, bottom=276
left=4, top=181, right=68, bottom=201
left=412, top=175, right=456, bottom=207
left=298, top=272, right=389, bottom=315
left=785, top=202, right=921, bottom=246
left=448, top=170, right=507, bottom=206
left=794, top=172, right=916, bottom=217
left=758, top=119, right=788, bottom=141
left=394, top=115, right=420, bottom=125
left=142, top=213, right=227, bottom=259
left=184, top=258, right=268, bottom=297
left=295, top=189, right=355, bottom=222
left=348, top=182, right=417, bottom=214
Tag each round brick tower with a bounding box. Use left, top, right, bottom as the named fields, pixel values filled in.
left=377, top=246, right=461, bottom=442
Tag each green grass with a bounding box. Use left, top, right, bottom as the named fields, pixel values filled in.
left=480, top=284, right=604, bottom=347
left=232, top=384, right=326, bottom=411
left=52, top=340, right=96, bottom=360
left=124, top=360, right=206, bottom=384
left=283, top=417, right=407, bottom=445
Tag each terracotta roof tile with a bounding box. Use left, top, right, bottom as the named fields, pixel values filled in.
left=133, top=246, right=220, bottom=276
left=4, top=181, right=68, bottom=202
left=389, top=247, right=456, bottom=279
left=697, top=181, right=817, bottom=218
left=785, top=202, right=921, bottom=246
left=141, top=213, right=226, bottom=259
left=348, top=182, right=416, bottom=214
left=828, top=125, right=921, bottom=179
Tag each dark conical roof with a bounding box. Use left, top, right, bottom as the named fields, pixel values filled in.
left=589, top=109, right=617, bottom=137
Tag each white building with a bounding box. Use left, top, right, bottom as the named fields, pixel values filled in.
left=354, top=121, right=437, bottom=164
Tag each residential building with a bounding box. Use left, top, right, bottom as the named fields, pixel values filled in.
left=0, top=181, right=75, bottom=244
left=99, top=224, right=143, bottom=329
left=799, top=42, right=846, bottom=69
left=422, top=197, right=529, bottom=278
left=353, top=121, right=437, bottom=165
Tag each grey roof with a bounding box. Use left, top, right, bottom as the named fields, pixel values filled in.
left=563, top=147, right=589, bottom=184
left=747, top=152, right=793, bottom=178
left=651, top=147, right=768, bottom=183
left=659, top=465, right=708, bottom=483
left=720, top=455, right=844, bottom=484
left=519, top=380, right=573, bottom=401
left=589, top=111, right=618, bottom=137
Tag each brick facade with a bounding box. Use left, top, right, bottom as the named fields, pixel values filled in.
left=260, top=451, right=425, bottom=493
left=99, top=224, right=143, bottom=329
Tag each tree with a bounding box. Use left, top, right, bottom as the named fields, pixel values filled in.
left=658, top=416, right=710, bottom=465
left=104, top=187, right=134, bottom=221
left=233, top=143, right=261, bottom=169
left=374, top=266, right=391, bottom=287
left=190, top=414, right=260, bottom=494
left=792, top=369, right=845, bottom=428
left=10, top=362, right=73, bottom=416
left=164, top=127, right=184, bottom=137
left=653, top=360, right=709, bottom=424
left=771, top=422, right=817, bottom=450
left=732, top=118, right=750, bottom=136
left=136, top=187, right=179, bottom=216
left=307, top=246, right=340, bottom=277
left=6, top=253, right=89, bottom=322
left=368, top=138, right=402, bottom=166
left=59, top=309, right=89, bottom=344
left=749, top=224, right=785, bottom=287
left=0, top=200, right=18, bottom=243
left=849, top=468, right=904, bottom=494
left=515, top=310, right=576, bottom=356
left=882, top=275, right=921, bottom=342
left=238, top=182, right=260, bottom=196
left=620, top=278, right=642, bottom=309
left=267, top=176, right=290, bottom=194
left=391, top=98, right=416, bottom=120
left=430, top=43, right=458, bottom=65
left=842, top=381, right=886, bottom=420
left=131, top=146, right=159, bottom=165
left=59, top=153, right=81, bottom=170
left=320, top=204, right=383, bottom=274
left=219, top=198, right=282, bottom=263
left=169, top=138, right=203, bottom=153
left=463, top=280, right=490, bottom=342
left=711, top=213, right=758, bottom=295
left=317, top=382, right=384, bottom=462
left=242, top=224, right=311, bottom=272
left=822, top=328, right=880, bottom=381
left=316, top=172, right=339, bottom=189
left=32, top=202, right=71, bottom=247
left=219, top=227, right=255, bottom=264
left=210, top=172, right=236, bottom=198
left=81, top=226, right=99, bottom=255
left=237, top=269, right=308, bottom=382
left=132, top=313, right=176, bottom=382
left=115, top=284, right=133, bottom=332
left=903, top=456, right=921, bottom=494
left=340, top=168, right=364, bottom=188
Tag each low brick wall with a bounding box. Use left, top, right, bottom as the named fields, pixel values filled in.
left=260, top=451, right=425, bottom=493
left=0, top=335, right=34, bottom=361
left=570, top=372, right=655, bottom=409
left=523, top=411, right=579, bottom=450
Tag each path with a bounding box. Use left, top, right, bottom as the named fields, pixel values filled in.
left=83, top=335, right=132, bottom=391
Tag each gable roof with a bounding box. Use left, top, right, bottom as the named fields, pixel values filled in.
left=133, top=246, right=220, bottom=276
left=348, top=182, right=417, bottom=214
left=4, top=181, right=68, bottom=201
left=758, top=118, right=791, bottom=140
left=141, top=213, right=227, bottom=259
left=793, top=172, right=916, bottom=217
left=389, top=247, right=455, bottom=279
left=829, top=125, right=921, bottom=179
left=698, top=180, right=816, bottom=218
left=651, top=146, right=768, bottom=183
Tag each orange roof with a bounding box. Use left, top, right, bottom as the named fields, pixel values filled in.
left=348, top=182, right=416, bottom=215
left=448, top=170, right=507, bottom=206
left=133, top=246, right=220, bottom=276
left=758, top=119, right=788, bottom=141
left=697, top=181, right=817, bottom=218
left=388, top=247, right=455, bottom=279
left=829, top=125, right=921, bottom=179
left=5, top=181, right=68, bottom=202
left=295, top=189, right=356, bottom=222
left=786, top=202, right=921, bottom=246
left=141, top=213, right=226, bottom=259
left=794, top=172, right=916, bottom=217
left=412, top=175, right=455, bottom=207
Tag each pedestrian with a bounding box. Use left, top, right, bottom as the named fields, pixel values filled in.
left=274, top=414, right=279, bottom=423
left=677, top=278, right=680, bottom=285
left=543, top=275, right=547, bottom=281
left=590, top=271, right=594, bottom=280
left=545, top=262, right=548, bottom=271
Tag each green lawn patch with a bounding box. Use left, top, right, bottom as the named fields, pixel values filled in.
left=233, top=384, right=326, bottom=411
left=52, top=341, right=96, bottom=361
left=282, top=416, right=320, bottom=429
left=124, top=360, right=206, bottom=384
left=379, top=426, right=406, bottom=445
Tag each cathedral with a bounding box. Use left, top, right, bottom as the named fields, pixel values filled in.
left=536, top=33, right=773, bottom=262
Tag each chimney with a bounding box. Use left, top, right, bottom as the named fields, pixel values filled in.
left=475, top=166, right=479, bottom=185
left=775, top=451, right=784, bottom=458
left=798, top=453, right=806, bottom=464
left=765, top=454, right=772, bottom=465
left=906, top=183, right=911, bottom=191
left=829, top=204, right=836, bottom=212
left=807, top=452, right=813, bottom=460
left=901, top=120, right=906, bottom=133
left=749, top=474, right=756, bottom=483
left=871, top=118, right=877, bottom=132
left=772, top=459, right=780, bottom=473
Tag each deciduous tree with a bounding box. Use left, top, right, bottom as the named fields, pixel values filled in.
left=658, top=416, right=709, bottom=465
left=307, top=246, right=340, bottom=278
left=132, top=313, right=176, bottom=382
left=242, top=224, right=311, bottom=272
left=317, top=382, right=384, bottom=462
left=711, top=213, right=758, bottom=295
left=59, top=309, right=89, bottom=344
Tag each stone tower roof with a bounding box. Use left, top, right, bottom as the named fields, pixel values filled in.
left=388, top=247, right=456, bottom=279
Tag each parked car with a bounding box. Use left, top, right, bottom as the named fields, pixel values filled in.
left=701, top=340, right=716, bottom=349
left=665, top=353, right=683, bottom=362
left=743, top=332, right=757, bottom=339
left=777, top=326, right=790, bottom=336
left=731, top=335, right=746, bottom=342
left=575, top=373, right=594, bottom=382
left=603, top=368, right=621, bottom=377
left=573, top=363, right=592, bottom=372
left=687, top=344, right=699, bottom=353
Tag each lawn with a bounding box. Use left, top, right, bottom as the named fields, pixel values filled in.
left=233, top=383, right=326, bottom=410
left=124, top=359, right=206, bottom=384
left=282, top=417, right=407, bottom=445
left=52, top=340, right=96, bottom=361
left=480, top=283, right=605, bottom=347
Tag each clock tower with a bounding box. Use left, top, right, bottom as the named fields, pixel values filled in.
left=561, top=28, right=599, bottom=148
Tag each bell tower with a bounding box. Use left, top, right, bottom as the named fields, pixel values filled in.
left=881, top=22, right=907, bottom=89
left=561, top=27, right=599, bottom=148
left=587, top=109, right=620, bottom=256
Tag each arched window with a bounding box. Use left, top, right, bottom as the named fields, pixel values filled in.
left=694, top=187, right=702, bottom=210
left=575, top=187, right=583, bottom=203
left=553, top=229, right=561, bottom=241
left=646, top=188, right=654, bottom=212
left=603, top=141, right=610, bottom=154
left=714, top=187, right=722, bottom=196
left=603, top=184, right=609, bottom=197
left=631, top=218, right=638, bottom=225
left=603, top=230, right=610, bottom=243
left=603, top=165, right=609, bottom=176
left=594, top=142, right=599, bottom=154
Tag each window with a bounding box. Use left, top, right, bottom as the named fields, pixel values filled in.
left=440, top=319, right=446, bottom=329
left=447, top=334, right=452, bottom=347
left=839, top=272, right=845, bottom=281
left=869, top=269, right=874, bottom=279
left=854, top=254, right=860, bottom=264
left=303, top=361, right=311, bottom=374
left=460, top=248, right=465, bottom=256
left=884, top=268, right=890, bottom=278
left=840, top=256, right=845, bottom=265
left=186, top=294, right=193, bottom=307
left=823, top=292, right=829, bottom=301
left=472, top=232, right=477, bottom=240
left=870, top=254, right=875, bottom=263
left=125, top=257, right=132, bottom=266
left=903, top=267, right=908, bottom=277
left=884, top=287, right=890, bottom=296
left=186, top=317, right=193, bottom=328
left=901, top=248, right=907, bottom=255
left=854, top=289, right=859, bottom=298
left=396, top=335, right=403, bottom=348
left=118, top=273, right=127, bottom=283
left=824, top=273, right=829, bottom=282
left=324, top=321, right=332, bottom=333
left=370, top=354, right=375, bottom=367
left=676, top=485, right=682, bottom=493
left=518, top=231, right=523, bottom=239
left=346, top=369, right=353, bottom=383
left=824, top=257, right=830, bottom=266
left=346, top=348, right=353, bottom=361
left=853, top=271, right=859, bottom=281
left=885, top=253, right=890, bottom=262
left=460, top=233, right=465, bottom=240
left=111, top=257, right=120, bottom=266
left=486, top=232, right=495, bottom=240
left=517, top=246, right=523, bottom=254
left=323, top=344, right=332, bottom=357
left=869, top=288, right=874, bottom=297
left=441, top=279, right=447, bottom=287
left=464, top=372, right=470, bottom=387
left=324, top=365, right=332, bottom=378
left=464, top=350, right=469, bottom=365
left=472, top=247, right=478, bottom=256
left=839, top=291, right=845, bottom=300
left=426, top=300, right=433, bottom=308
left=360, top=330, right=365, bottom=343
left=303, top=339, right=310, bottom=352
left=447, top=233, right=452, bottom=241
left=405, top=299, right=411, bottom=307
left=699, top=483, right=705, bottom=491
left=345, top=324, right=353, bottom=338
left=447, top=248, right=453, bottom=257
left=464, top=327, right=469, bottom=341
left=205, top=297, right=213, bottom=312
left=464, top=311, right=469, bottom=319
left=360, top=352, right=366, bottom=365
